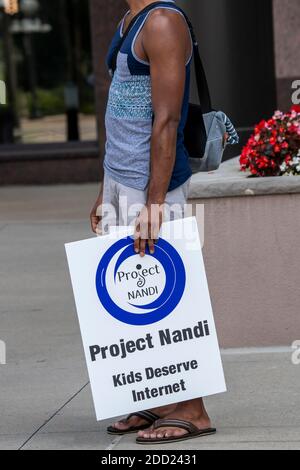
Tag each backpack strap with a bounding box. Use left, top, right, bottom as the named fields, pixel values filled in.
left=111, top=2, right=171, bottom=74
left=176, top=9, right=212, bottom=113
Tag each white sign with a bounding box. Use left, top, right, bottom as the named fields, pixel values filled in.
left=65, top=217, right=226, bottom=420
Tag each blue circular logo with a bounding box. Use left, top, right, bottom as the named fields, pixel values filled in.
left=95, top=236, right=186, bottom=326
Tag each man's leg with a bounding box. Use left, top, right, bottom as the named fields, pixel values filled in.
left=109, top=180, right=176, bottom=432
left=138, top=179, right=213, bottom=439
left=137, top=399, right=212, bottom=440
left=107, top=179, right=212, bottom=436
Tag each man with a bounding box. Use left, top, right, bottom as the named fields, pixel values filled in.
left=90, top=0, right=216, bottom=444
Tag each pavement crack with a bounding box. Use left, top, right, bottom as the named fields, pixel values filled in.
left=105, top=435, right=124, bottom=451
left=18, top=382, right=90, bottom=450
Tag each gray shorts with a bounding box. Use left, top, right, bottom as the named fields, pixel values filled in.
left=101, top=173, right=191, bottom=233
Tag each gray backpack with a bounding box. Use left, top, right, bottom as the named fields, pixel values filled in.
left=188, top=110, right=239, bottom=173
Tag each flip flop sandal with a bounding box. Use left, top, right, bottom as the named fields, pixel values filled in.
left=107, top=410, right=160, bottom=435
left=136, top=418, right=216, bottom=445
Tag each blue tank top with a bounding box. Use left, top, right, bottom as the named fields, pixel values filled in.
left=104, top=1, right=192, bottom=192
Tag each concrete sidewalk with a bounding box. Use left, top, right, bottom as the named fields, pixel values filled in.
left=0, top=185, right=299, bottom=450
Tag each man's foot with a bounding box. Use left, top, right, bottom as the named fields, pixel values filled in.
left=137, top=399, right=211, bottom=440
left=111, top=404, right=177, bottom=432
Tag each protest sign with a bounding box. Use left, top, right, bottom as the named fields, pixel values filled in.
left=65, top=217, right=226, bottom=420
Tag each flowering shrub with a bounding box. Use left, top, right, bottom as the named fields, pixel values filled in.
left=240, top=105, right=300, bottom=176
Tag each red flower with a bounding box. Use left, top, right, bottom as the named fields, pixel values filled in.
left=291, top=105, right=300, bottom=113
left=240, top=156, right=248, bottom=166
left=256, top=120, right=266, bottom=131
left=240, top=108, right=300, bottom=176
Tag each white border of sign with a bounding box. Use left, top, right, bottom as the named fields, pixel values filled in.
left=65, top=217, right=226, bottom=420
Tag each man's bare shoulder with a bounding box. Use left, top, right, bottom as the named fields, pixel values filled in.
left=143, top=7, right=189, bottom=39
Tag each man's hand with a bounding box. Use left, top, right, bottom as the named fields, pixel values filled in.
left=134, top=204, right=163, bottom=257
left=90, top=188, right=103, bottom=234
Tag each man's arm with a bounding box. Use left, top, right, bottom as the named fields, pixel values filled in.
left=134, top=10, right=191, bottom=256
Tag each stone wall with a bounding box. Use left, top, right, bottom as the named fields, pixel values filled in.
left=0, top=142, right=100, bottom=185
left=189, top=158, right=300, bottom=347
left=194, top=192, right=300, bottom=347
